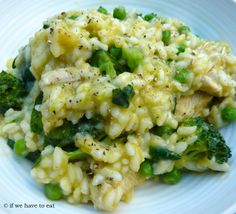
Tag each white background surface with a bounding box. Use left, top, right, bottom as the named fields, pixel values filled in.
left=0, top=0, right=236, bottom=213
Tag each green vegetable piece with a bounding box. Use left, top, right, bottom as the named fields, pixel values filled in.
left=162, top=30, right=171, bottom=45
left=174, top=68, right=190, bottom=84
left=99, top=62, right=117, bottom=79
left=44, top=183, right=63, bottom=200
left=7, top=139, right=15, bottom=149
left=149, top=146, right=181, bottom=161
left=178, top=25, right=191, bottom=34
left=30, top=92, right=43, bottom=135
left=139, top=159, right=153, bottom=178
left=97, top=6, right=108, bottom=15
left=166, top=59, right=173, bottom=65
left=109, top=46, right=122, bottom=59
left=0, top=71, right=26, bottom=114
left=112, top=84, right=135, bottom=108
left=18, top=46, right=35, bottom=92
left=183, top=117, right=231, bottom=164
left=162, top=168, right=182, bottom=185
left=12, top=57, right=17, bottom=69
left=68, top=15, right=78, bottom=20
left=26, top=150, right=41, bottom=163
left=173, top=96, right=177, bottom=114
left=150, top=126, right=175, bottom=137
left=67, top=149, right=89, bottom=162
left=89, top=50, right=117, bottom=79
left=43, top=24, right=50, bottom=29
left=144, top=13, right=157, bottom=22
left=44, top=120, right=78, bottom=148
left=14, top=139, right=29, bottom=157
left=122, top=47, right=143, bottom=71
left=221, top=106, right=236, bottom=122
left=78, top=115, right=106, bottom=140
left=113, top=6, right=126, bottom=20
left=177, top=43, right=186, bottom=54
left=32, top=156, right=41, bottom=168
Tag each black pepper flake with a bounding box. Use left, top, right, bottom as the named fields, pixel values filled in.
left=143, top=35, right=147, bottom=38
left=78, top=45, right=83, bottom=50
left=69, top=99, right=72, bottom=103
left=86, top=169, right=94, bottom=176
left=96, top=148, right=99, bottom=151
left=53, top=110, right=56, bottom=114
left=50, top=28, right=54, bottom=33
left=103, top=151, right=106, bottom=155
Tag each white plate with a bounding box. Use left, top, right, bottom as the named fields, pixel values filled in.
left=0, top=0, right=236, bottom=214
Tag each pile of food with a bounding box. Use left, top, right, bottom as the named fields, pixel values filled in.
left=1, top=6, right=236, bottom=211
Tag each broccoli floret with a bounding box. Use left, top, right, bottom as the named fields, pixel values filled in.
left=45, top=115, right=105, bottom=147
left=0, top=71, right=27, bottom=114
left=30, top=92, right=44, bottom=135
left=44, top=120, right=78, bottom=148
left=182, top=117, right=231, bottom=164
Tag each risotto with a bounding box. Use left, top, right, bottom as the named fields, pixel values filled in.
left=0, top=6, right=236, bottom=211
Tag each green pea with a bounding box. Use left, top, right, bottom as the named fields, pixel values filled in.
left=178, top=25, right=191, bottom=34
left=162, top=30, right=171, bottom=45
left=177, top=43, right=186, bottom=54
left=44, top=183, right=63, bottom=200
left=113, top=6, right=126, bottom=20
left=144, top=13, right=157, bottom=22
left=139, top=159, right=153, bottom=178
left=97, top=6, right=108, bottom=15
left=162, top=168, right=182, bottom=185
left=174, top=68, right=190, bottom=84
left=221, top=106, right=236, bottom=122
left=13, top=139, right=29, bottom=157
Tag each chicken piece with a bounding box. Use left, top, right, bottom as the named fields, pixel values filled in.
left=90, top=171, right=143, bottom=211
left=175, top=92, right=212, bottom=119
